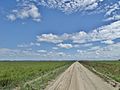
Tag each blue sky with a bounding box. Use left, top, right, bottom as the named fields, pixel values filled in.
left=0, top=0, right=120, bottom=60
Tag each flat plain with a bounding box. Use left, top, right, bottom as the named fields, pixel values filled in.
left=0, top=61, right=72, bottom=89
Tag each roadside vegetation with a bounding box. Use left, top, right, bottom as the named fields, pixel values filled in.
left=0, top=61, right=73, bottom=90
left=80, top=61, right=120, bottom=83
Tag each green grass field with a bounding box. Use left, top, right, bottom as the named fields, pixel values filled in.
left=80, top=61, right=120, bottom=83
left=0, top=61, right=73, bottom=89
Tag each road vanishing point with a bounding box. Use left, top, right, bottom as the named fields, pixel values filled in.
left=45, top=62, right=116, bottom=90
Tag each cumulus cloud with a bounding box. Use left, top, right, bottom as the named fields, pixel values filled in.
left=37, top=20, right=120, bottom=44
left=57, top=43, right=73, bottom=49
left=7, top=4, right=41, bottom=22
left=77, top=20, right=120, bottom=43
left=37, top=33, right=63, bottom=43
left=71, top=31, right=87, bottom=43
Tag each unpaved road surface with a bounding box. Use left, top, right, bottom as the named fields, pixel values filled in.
left=45, top=62, right=116, bottom=90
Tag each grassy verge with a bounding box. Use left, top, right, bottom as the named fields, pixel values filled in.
left=22, top=64, right=70, bottom=90
left=80, top=61, right=120, bottom=83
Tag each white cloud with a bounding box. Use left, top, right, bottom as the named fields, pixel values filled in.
left=57, top=43, right=73, bottom=49
left=85, top=2, right=98, bottom=10
left=12, top=0, right=104, bottom=16
left=37, top=33, right=63, bottom=43
left=95, top=20, right=120, bottom=40
left=37, top=20, right=120, bottom=44
left=101, top=40, right=114, bottom=45
left=72, top=20, right=120, bottom=43
left=30, top=42, right=41, bottom=46
left=105, top=15, right=120, bottom=21
left=71, top=31, right=87, bottom=43
left=7, top=0, right=120, bottom=22
left=44, top=0, right=103, bottom=13
left=105, top=2, right=120, bottom=16
left=7, top=4, right=41, bottom=22
left=104, top=1, right=120, bottom=21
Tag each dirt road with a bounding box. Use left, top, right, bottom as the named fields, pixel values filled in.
left=45, top=62, right=116, bottom=90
